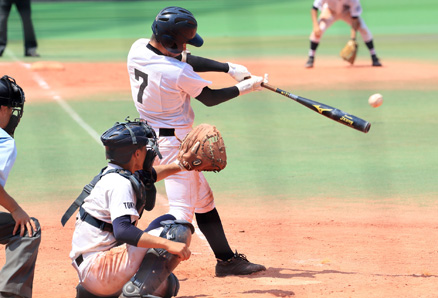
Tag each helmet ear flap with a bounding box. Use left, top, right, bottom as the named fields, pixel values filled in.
left=160, top=34, right=175, bottom=50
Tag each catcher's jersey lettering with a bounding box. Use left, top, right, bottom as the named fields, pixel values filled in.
left=134, top=69, right=148, bottom=104
left=123, top=202, right=136, bottom=209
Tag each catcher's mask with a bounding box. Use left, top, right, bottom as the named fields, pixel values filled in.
left=151, top=6, right=203, bottom=54
left=0, top=75, right=25, bottom=137
left=101, top=118, right=161, bottom=165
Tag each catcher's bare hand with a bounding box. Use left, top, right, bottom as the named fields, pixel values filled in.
left=177, top=124, right=227, bottom=172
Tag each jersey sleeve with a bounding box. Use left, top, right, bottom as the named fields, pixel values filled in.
left=350, top=0, right=362, bottom=17
left=313, top=0, right=323, bottom=10
left=0, top=133, right=16, bottom=187
left=177, top=65, right=212, bottom=99
left=107, top=175, right=139, bottom=222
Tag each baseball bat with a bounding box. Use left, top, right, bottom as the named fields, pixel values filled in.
left=261, top=83, right=371, bottom=133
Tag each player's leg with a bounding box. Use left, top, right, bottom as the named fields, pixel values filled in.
left=14, top=0, right=38, bottom=56
left=0, top=213, right=41, bottom=298
left=306, top=7, right=336, bottom=68
left=341, top=15, right=382, bottom=66
left=194, top=173, right=266, bottom=277
left=0, top=0, right=13, bottom=56
left=121, top=220, right=194, bottom=298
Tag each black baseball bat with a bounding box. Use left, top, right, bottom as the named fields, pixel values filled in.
left=262, top=83, right=371, bottom=133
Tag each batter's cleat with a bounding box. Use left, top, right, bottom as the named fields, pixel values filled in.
left=305, top=56, right=314, bottom=68
left=215, top=251, right=266, bottom=277
left=372, top=55, right=382, bottom=67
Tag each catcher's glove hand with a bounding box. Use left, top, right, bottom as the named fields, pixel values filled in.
left=177, top=124, right=227, bottom=172
left=340, top=39, right=358, bottom=65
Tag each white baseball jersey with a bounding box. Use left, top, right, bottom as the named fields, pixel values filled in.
left=70, top=163, right=139, bottom=261
left=313, top=0, right=362, bottom=17
left=127, top=38, right=212, bottom=130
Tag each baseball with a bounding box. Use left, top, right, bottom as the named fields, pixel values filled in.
left=368, top=93, right=383, bottom=108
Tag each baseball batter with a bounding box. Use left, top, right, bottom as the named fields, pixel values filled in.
left=68, top=119, right=194, bottom=298
left=0, top=75, right=41, bottom=298
left=127, top=6, right=267, bottom=277
left=305, top=0, right=382, bottom=68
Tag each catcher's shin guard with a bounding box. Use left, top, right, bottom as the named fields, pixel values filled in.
left=122, top=220, right=194, bottom=298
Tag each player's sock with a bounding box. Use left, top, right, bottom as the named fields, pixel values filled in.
left=195, top=208, right=234, bottom=261
left=309, top=41, right=319, bottom=57
left=365, top=40, right=377, bottom=56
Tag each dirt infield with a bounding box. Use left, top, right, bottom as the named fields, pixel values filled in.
left=1, top=57, right=438, bottom=297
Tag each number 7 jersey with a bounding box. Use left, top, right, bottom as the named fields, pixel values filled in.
left=127, top=38, right=212, bottom=129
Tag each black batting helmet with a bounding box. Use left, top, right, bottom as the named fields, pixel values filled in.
left=151, top=6, right=204, bottom=54
left=101, top=118, right=161, bottom=165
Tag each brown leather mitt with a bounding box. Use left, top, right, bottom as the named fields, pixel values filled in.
left=177, top=124, right=227, bottom=172
left=340, top=39, right=358, bottom=65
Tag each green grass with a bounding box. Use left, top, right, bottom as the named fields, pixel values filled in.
left=3, top=0, right=438, bottom=207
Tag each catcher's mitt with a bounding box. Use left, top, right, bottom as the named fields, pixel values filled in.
left=177, top=124, right=227, bottom=172
left=340, top=39, right=358, bottom=65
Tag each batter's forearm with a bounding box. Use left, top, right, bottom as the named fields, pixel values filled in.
left=186, top=54, right=229, bottom=72
left=196, top=86, right=239, bottom=107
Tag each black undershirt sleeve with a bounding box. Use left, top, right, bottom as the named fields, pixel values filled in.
left=113, top=215, right=143, bottom=246
left=195, top=86, right=240, bottom=107
left=186, top=55, right=229, bottom=73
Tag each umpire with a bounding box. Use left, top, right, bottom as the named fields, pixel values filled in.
left=0, top=0, right=39, bottom=57
left=0, top=75, right=41, bottom=298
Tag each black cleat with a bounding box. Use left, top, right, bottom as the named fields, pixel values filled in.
left=372, top=55, right=382, bottom=67
left=305, top=56, right=314, bottom=68
left=215, top=251, right=266, bottom=277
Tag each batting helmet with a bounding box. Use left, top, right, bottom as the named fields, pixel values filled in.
left=151, top=6, right=203, bottom=54
left=101, top=118, right=161, bottom=165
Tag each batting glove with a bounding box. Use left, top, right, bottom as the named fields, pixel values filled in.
left=227, top=62, right=251, bottom=82
left=235, top=74, right=268, bottom=95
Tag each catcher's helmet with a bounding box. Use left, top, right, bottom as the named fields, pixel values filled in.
left=151, top=6, right=203, bottom=54
left=101, top=118, right=161, bottom=165
left=0, top=75, right=25, bottom=114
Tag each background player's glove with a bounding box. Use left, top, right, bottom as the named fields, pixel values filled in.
left=235, top=74, right=268, bottom=95
left=227, top=62, right=251, bottom=82
left=340, top=39, right=358, bottom=65
left=177, top=124, right=227, bottom=172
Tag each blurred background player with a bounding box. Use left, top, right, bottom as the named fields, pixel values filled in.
left=305, top=0, right=382, bottom=68
left=0, top=75, right=41, bottom=298
left=0, top=0, right=39, bottom=57
left=127, top=6, right=267, bottom=277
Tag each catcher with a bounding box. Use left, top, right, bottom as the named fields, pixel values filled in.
left=63, top=119, right=226, bottom=298
left=305, top=0, right=382, bottom=68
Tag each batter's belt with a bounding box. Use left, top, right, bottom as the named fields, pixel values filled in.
left=159, top=128, right=175, bottom=137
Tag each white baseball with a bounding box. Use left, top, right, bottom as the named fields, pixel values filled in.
left=368, top=93, right=383, bottom=108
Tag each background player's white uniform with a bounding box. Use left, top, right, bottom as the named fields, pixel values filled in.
left=70, top=163, right=160, bottom=296
left=127, top=38, right=216, bottom=222
left=311, top=0, right=373, bottom=43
